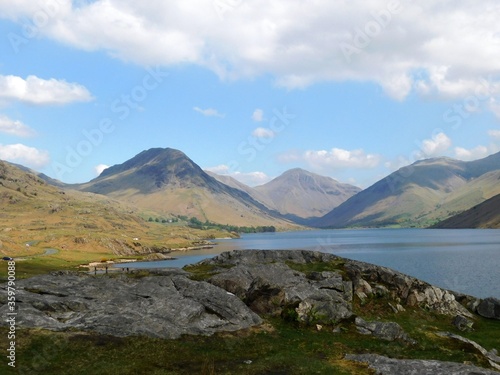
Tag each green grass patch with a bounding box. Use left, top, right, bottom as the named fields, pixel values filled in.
left=183, top=263, right=234, bottom=281
left=1, top=312, right=498, bottom=375
left=0, top=323, right=367, bottom=375
left=285, top=259, right=347, bottom=279
left=0, top=257, right=82, bottom=280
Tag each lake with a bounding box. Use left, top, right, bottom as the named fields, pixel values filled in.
left=115, top=229, right=500, bottom=299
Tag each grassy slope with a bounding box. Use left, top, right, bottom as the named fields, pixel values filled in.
left=433, top=193, right=500, bottom=229
left=315, top=159, right=500, bottom=228
left=111, top=187, right=298, bottom=228
left=1, top=260, right=499, bottom=374
left=0, top=161, right=233, bottom=278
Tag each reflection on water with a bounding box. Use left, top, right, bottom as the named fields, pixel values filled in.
left=114, top=229, right=500, bottom=298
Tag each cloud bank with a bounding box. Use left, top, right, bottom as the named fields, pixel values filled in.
left=3, top=0, right=500, bottom=108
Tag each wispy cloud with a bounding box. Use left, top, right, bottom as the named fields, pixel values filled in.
left=488, top=129, right=500, bottom=140
left=94, top=164, right=110, bottom=176
left=0, top=143, right=50, bottom=169
left=454, top=145, right=490, bottom=161
left=280, top=147, right=381, bottom=170
left=206, top=164, right=270, bottom=186
left=0, top=75, right=93, bottom=105
left=252, top=109, right=264, bottom=122
left=193, top=106, right=225, bottom=118
left=0, top=115, right=36, bottom=137
left=252, top=127, right=274, bottom=139
left=453, top=130, right=500, bottom=160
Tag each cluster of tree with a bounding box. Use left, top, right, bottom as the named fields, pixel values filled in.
left=147, top=215, right=276, bottom=233
left=147, top=217, right=179, bottom=224
left=186, top=217, right=276, bottom=233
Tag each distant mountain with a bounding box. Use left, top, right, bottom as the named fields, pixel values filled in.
left=74, top=148, right=294, bottom=227
left=312, top=152, right=500, bottom=228
left=432, top=193, right=500, bottom=229
left=254, top=168, right=361, bottom=220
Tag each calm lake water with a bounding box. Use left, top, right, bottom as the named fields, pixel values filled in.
left=115, top=229, right=500, bottom=299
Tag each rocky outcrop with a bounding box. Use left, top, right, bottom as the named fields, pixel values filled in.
left=209, top=262, right=352, bottom=324
left=345, top=354, right=500, bottom=375
left=344, top=258, right=473, bottom=318
left=0, top=269, right=261, bottom=339
left=437, top=332, right=500, bottom=371
left=0, top=249, right=495, bottom=349
left=204, top=250, right=474, bottom=320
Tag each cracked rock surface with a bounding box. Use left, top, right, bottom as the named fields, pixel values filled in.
left=345, top=354, right=500, bottom=375
left=0, top=269, right=261, bottom=339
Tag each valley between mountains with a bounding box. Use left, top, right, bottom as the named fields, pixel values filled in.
left=1, top=148, right=500, bottom=375
left=1, top=146, right=500, bottom=274
left=50, top=147, right=500, bottom=229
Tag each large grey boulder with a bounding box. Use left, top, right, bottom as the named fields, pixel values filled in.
left=345, top=354, right=500, bottom=375
left=0, top=269, right=261, bottom=339
left=477, top=298, right=500, bottom=320
left=355, top=317, right=416, bottom=345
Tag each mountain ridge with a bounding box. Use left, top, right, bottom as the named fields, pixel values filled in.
left=312, top=152, right=500, bottom=228
left=432, top=192, right=500, bottom=229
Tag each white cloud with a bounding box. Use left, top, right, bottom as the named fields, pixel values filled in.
left=488, top=129, right=500, bottom=140
left=252, top=109, right=264, bottom=122
left=0, top=75, right=93, bottom=105
left=418, top=132, right=452, bottom=158
left=232, top=171, right=271, bottom=186
left=454, top=145, right=490, bottom=161
left=193, top=106, right=225, bottom=118
left=205, top=164, right=270, bottom=186
left=94, top=164, right=110, bottom=176
left=205, top=164, right=230, bottom=174
left=0, top=144, right=50, bottom=168
left=252, top=127, right=274, bottom=139
left=280, top=147, right=381, bottom=170
left=0, top=115, right=36, bottom=137
left=3, top=1, right=500, bottom=109
left=458, top=127, right=500, bottom=160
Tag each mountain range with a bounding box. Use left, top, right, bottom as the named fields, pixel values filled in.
left=312, top=153, right=500, bottom=228
left=4, top=147, right=500, bottom=230
left=209, top=168, right=361, bottom=223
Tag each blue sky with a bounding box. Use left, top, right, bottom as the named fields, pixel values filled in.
left=1, top=1, right=500, bottom=188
